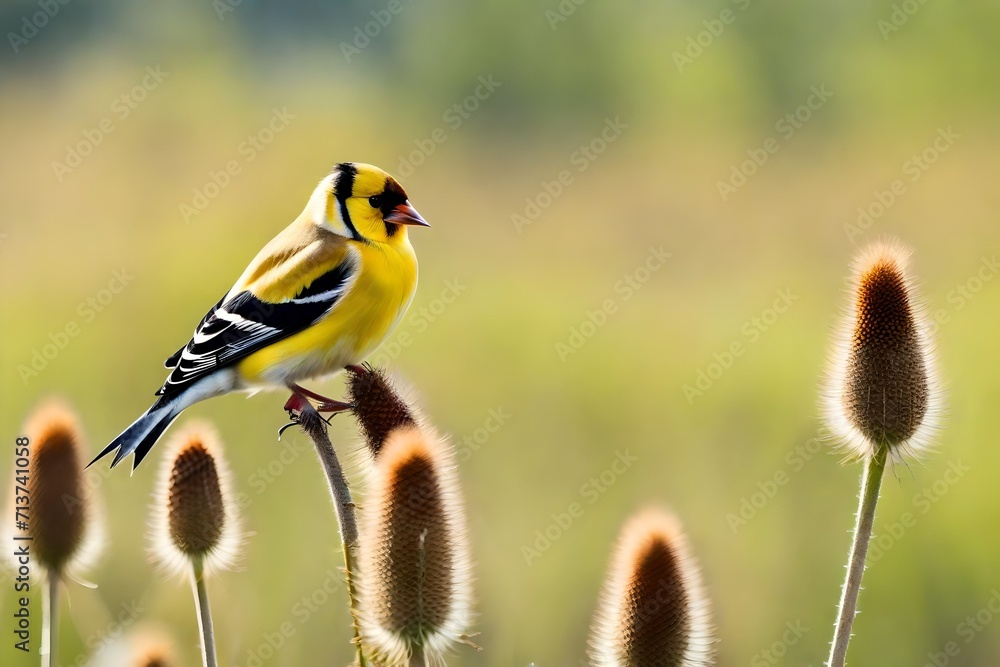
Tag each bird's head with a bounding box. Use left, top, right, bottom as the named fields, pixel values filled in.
left=308, top=162, right=429, bottom=244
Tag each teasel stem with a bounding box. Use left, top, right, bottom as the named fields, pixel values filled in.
left=822, top=241, right=942, bottom=664
left=191, top=556, right=217, bottom=667
left=152, top=423, right=241, bottom=667
left=828, top=444, right=887, bottom=667
left=42, top=568, right=60, bottom=667
left=296, top=404, right=369, bottom=667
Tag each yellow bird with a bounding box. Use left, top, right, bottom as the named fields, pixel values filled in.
left=93, top=162, right=428, bottom=470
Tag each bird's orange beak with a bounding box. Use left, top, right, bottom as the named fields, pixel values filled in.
left=385, top=201, right=430, bottom=227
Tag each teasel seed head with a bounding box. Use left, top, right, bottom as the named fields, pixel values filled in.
left=135, top=648, right=171, bottom=667
left=130, top=629, right=173, bottom=667
left=151, top=422, right=241, bottom=576
left=10, top=400, right=102, bottom=576
left=589, top=509, right=715, bottom=667
left=358, top=425, right=474, bottom=665
left=823, top=240, right=943, bottom=461
left=347, top=364, right=418, bottom=458
left=85, top=626, right=173, bottom=667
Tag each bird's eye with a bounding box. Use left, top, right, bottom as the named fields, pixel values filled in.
left=368, top=195, right=383, bottom=209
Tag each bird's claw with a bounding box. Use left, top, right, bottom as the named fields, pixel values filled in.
left=280, top=392, right=348, bottom=440
left=279, top=392, right=310, bottom=440
left=277, top=418, right=299, bottom=440
left=316, top=400, right=355, bottom=414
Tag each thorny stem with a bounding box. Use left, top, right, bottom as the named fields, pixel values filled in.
left=297, top=404, right=369, bottom=666
left=828, top=445, right=888, bottom=667
left=192, top=556, right=218, bottom=667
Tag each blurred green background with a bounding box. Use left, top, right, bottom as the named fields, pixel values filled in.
left=2, top=0, right=999, bottom=665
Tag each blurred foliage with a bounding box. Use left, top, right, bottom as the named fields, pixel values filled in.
left=2, top=0, right=1000, bottom=665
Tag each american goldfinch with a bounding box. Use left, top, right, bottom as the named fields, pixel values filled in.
left=92, top=162, right=428, bottom=470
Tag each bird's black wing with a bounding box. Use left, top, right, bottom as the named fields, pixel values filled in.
left=164, top=296, right=225, bottom=368
left=156, top=259, right=356, bottom=397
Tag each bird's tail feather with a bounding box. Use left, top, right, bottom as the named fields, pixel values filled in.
left=89, top=397, right=182, bottom=471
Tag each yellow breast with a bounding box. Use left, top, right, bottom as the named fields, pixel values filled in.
left=236, top=238, right=418, bottom=387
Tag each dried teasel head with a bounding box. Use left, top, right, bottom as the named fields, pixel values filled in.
left=151, top=422, right=241, bottom=575
left=823, top=240, right=943, bottom=461
left=130, top=628, right=174, bottom=667
left=347, top=364, right=418, bottom=458
left=589, top=509, right=715, bottom=667
left=83, top=625, right=172, bottom=667
left=358, top=426, right=473, bottom=665
left=11, top=400, right=103, bottom=576
left=134, top=647, right=172, bottom=667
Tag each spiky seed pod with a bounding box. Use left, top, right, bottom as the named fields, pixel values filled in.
left=589, top=509, right=714, bottom=667
left=358, top=426, right=473, bottom=665
left=347, top=364, right=417, bottom=457
left=136, top=653, right=170, bottom=667
left=130, top=630, right=173, bottom=667
left=13, top=400, right=102, bottom=575
left=83, top=627, right=173, bottom=667
left=151, top=422, right=241, bottom=576
left=823, top=240, right=942, bottom=460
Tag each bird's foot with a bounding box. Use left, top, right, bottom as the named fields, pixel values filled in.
left=285, top=383, right=353, bottom=415
left=288, top=382, right=344, bottom=404
left=283, top=392, right=311, bottom=414
left=278, top=393, right=309, bottom=439
left=277, top=419, right=299, bottom=439
left=279, top=392, right=350, bottom=440
left=316, top=399, right=354, bottom=415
